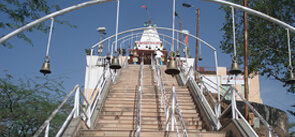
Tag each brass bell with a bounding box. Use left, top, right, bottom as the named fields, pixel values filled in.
left=40, top=60, right=51, bottom=76
left=110, top=56, right=121, bottom=69
left=286, top=70, right=295, bottom=84
left=198, top=55, right=203, bottom=61
left=229, top=58, right=242, bottom=75
left=165, top=57, right=180, bottom=75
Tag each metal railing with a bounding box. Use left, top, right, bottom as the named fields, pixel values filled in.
left=185, top=66, right=278, bottom=137
left=34, top=56, right=127, bottom=137
left=135, top=56, right=144, bottom=137
left=153, top=57, right=188, bottom=137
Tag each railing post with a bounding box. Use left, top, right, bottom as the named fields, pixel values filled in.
left=45, top=123, right=50, bottom=137
left=166, top=106, right=170, bottom=131
left=231, top=86, right=238, bottom=119
left=267, top=126, right=272, bottom=137
left=171, top=85, right=175, bottom=131
left=74, top=87, right=80, bottom=118
left=136, top=56, right=144, bottom=137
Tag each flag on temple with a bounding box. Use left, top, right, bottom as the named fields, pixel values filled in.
left=185, top=35, right=189, bottom=45
left=141, top=5, right=147, bottom=10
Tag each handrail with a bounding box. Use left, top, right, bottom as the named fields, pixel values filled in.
left=184, top=65, right=278, bottom=137
left=184, top=67, right=220, bottom=130
left=155, top=59, right=168, bottom=114
left=136, top=56, right=144, bottom=137
left=153, top=57, right=187, bottom=137
left=34, top=57, right=111, bottom=137
left=33, top=85, right=79, bottom=137
left=172, top=85, right=188, bottom=137
left=234, top=87, right=278, bottom=137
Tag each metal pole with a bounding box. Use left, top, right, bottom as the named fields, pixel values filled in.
left=195, top=9, right=200, bottom=71
left=287, top=29, right=292, bottom=68
left=172, top=0, right=176, bottom=52
left=45, top=123, right=50, bottom=137
left=178, top=20, right=182, bottom=56
left=171, top=86, right=175, bottom=131
left=214, top=50, right=221, bottom=129
left=115, top=0, right=120, bottom=53
left=45, top=18, right=54, bottom=57
left=243, top=0, right=249, bottom=121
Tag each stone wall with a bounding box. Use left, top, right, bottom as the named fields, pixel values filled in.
left=235, top=101, right=289, bottom=136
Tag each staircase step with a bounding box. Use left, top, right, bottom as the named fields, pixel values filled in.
left=104, top=100, right=196, bottom=106
left=98, top=118, right=203, bottom=126
left=78, top=130, right=225, bottom=137
left=96, top=123, right=202, bottom=130
left=100, top=111, right=199, bottom=117
left=105, top=97, right=194, bottom=102
left=103, top=104, right=196, bottom=109
left=99, top=115, right=201, bottom=121
left=101, top=107, right=197, bottom=113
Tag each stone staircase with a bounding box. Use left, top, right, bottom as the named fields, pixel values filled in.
left=78, top=65, right=225, bottom=137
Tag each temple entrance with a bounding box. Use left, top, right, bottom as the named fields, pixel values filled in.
left=128, top=49, right=168, bottom=65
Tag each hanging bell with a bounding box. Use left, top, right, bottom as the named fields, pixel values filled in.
left=286, top=70, right=295, bottom=84
left=165, top=57, right=180, bottom=75
left=229, top=58, right=242, bottom=75
left=40, top=60, right=51, bottom=76
left=198, top=55, right=203, bottom=61
left=129, top=50, right=134, bottom=57
left=110, top=56, right=121, bottom=69
left=106, top=53, right=111, bottom=61
left=176, top=51, right=180, bottom=57
left=133, top=51, right=138, bottom=57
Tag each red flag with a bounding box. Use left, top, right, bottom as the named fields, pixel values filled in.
left=185, top=35, right=189, bottom=45
left=141, top=5, right=147, bottom=10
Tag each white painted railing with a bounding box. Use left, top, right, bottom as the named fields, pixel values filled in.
left=153, top=57, right=188, bottom=137
left=136, top=56, right=144, bottom=137
left=34, top=56, right=128, bottom=137
left=185, top=66, right=278, bottom=137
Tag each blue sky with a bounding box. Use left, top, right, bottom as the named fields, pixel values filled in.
left=0, top=0, right=294, bottom=132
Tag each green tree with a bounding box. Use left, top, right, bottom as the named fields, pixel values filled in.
left=288, top=105, right=295, bottom=136
left=0, top=0, right=75, bottom=48
left=0, top=72, right=72, bottom=136
left=220, top=0, right=295, bottom=93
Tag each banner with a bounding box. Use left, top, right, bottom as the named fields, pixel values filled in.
left=221, top=75, right=248, bottom=85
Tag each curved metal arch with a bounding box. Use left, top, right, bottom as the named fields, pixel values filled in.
left=0, top=0, right=116, bottom=45
left=92, top=27, right=216, bottom=51
left=202, top=0, right=295, bottom=32
left=109, top=32, right=187, bottom=50
left=108, top=32, right=172, bottom=55
left=115, top=33, right=172, bottom=49
left=1, top=0, right=294, bottom=45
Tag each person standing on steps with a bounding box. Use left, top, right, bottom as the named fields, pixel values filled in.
left=155, top=49, right=163, bottom=65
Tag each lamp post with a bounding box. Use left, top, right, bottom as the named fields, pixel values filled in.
left=175, top=12, right=182, bottom=57
left=97, top=27, right=106, bottom=55
left=182, top=3, right=200, bottom=71
left=243, top=0, right=249, bottom=121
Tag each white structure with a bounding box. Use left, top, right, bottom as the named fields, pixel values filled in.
left=135, top=25, right=163, bottom=50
